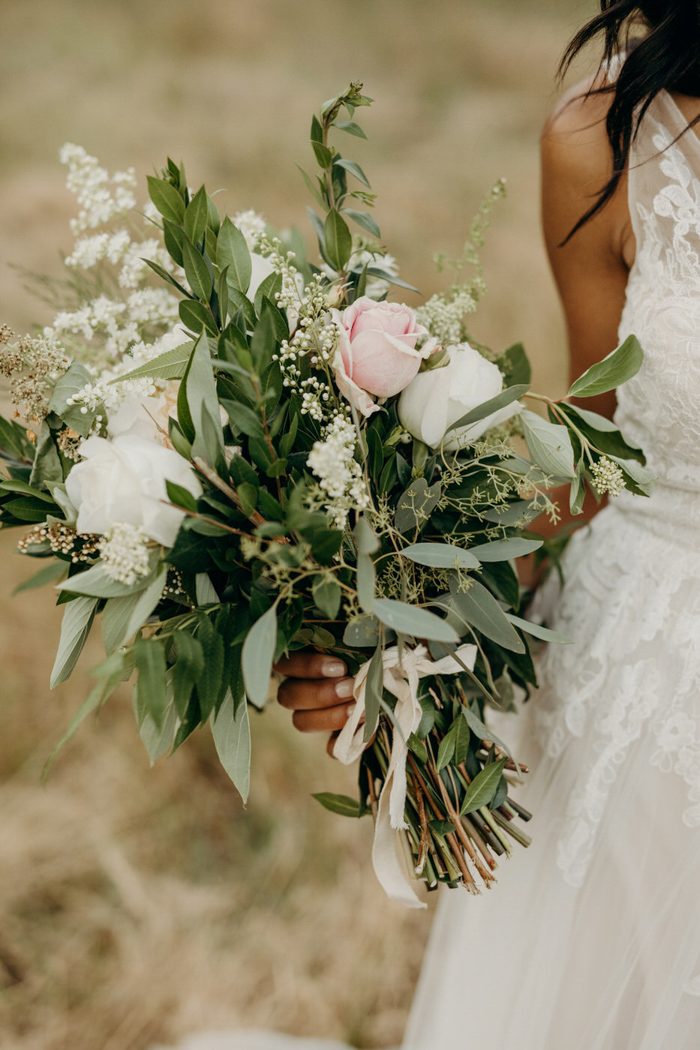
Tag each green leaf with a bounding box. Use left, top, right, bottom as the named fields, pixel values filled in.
left=323, top=209, right=352, bottom=271
left=334, top=157, right=371, bottom=187
left=137, top=690, right=179, bottom=765
left=211, top=690, right=251, bottom=803
left=163, top=218, right=185, bottom=266
left=49, top=361, right=95, bottom=436
left=146, top=176, right=185, bottom=224
left=13, top=559, right=67, bottom=594
left=355, top=516, right=379, bottom=554
left=134, top=637, right=168, bottom=728
left=506, top=613, right=571, bottom=644
left=460, top=758, right=507, bottom=815
left=172, top=632, right=204, bottom=716
left=111, top=340, right=193, bottom=383
left=217, top=218, right=252, bottom=294
left=373, top=598, right=459, bottom=644
left=165, top=479, right=198, bottom=512
left=395, top=478, right=442, bottom=533
left=499, top=343, right=531, bottom=387
left=401, top=542, right=480, bottom=570
left=334, top=120, right=367, bottom=139
left=567, top=334, right=643, bottom=398
left=58, top=561, right=155, bottom=599
left=242, top=604, right=277, bottom=708
left=520, top=410, right=576, bottom=480
left=186, top=331, right=224, bottom=463
left=344, top=208, right=381, bottom=238
left=182, top=235, right=213, bottom=302
left=467, top=537, right=543, bottom=562
left=312, top=792, right=362, bottom=818
left=363, top=639, right=384, bottom=742
left=436, top=724, right=456, bottom=771
left=144, top=258, right=190, bottom=297
left=179, top=299, right=217, bottom=336
left=50, top=596, right=98, bottom=687
left=448, top=580, right=525, bottom=653
left=453, top=711, right=471, bottom=765
left=343, top=614, right=380, bottom=648
left=461, top=705, right=516, bottom=764
left=0, top=479, right=56, bottom=503
left=183, top=185, right=209, bottom=245
left=101, top=567, right=167, bottom=652
left=312, top=576, right=342, bottom=619
left=448, top=384, right=528, bottom=434
left=196, top=614, right=225, bottom=719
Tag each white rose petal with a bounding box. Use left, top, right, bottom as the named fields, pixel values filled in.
left=65, top=433, right=202, bottom=547
left=398, top=342, right=521, bottom=450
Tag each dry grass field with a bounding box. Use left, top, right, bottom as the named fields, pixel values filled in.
left=0, top=1, right=596, bottom=1047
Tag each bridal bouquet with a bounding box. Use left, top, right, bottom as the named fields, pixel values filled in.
left=0, top=83, right=650, bottom=907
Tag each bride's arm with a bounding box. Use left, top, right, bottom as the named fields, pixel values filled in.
left=526, top=79, right=634, bottom=556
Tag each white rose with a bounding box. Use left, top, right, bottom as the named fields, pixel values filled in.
left=398, top=342, right=520, bottom=450
left=107, top=381, right=180, bottom=443
left=65, top=433, right=202, bottom=546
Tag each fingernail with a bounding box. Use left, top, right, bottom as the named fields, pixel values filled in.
left=322, top=659, right=346, bottom=677
left=334, top=678, right=355, bottom=699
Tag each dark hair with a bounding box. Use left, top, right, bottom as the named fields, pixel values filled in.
left=560, top=0, right=700, bottom=239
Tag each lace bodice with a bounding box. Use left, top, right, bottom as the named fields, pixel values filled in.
left=616, top=92, right=700, bottom=496
left=533, top=92, right=700, bottom=886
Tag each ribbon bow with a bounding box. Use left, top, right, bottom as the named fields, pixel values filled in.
left=333, top=642, right=477, bottom=908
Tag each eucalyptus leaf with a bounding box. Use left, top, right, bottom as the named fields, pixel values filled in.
left=101, top=567, right=167, bottom=652
left=506, top=613, right=571, bottom=644
left=467, top=537, right=543, bottom=562
left=363, top=639, right=384, bottom=742
left=211, top=690, right=251, bottom=802
left=447, top=579, right=525, bottom=653
left=567, top=334, right=643, bottom=398
left=401, top=542, right=480, bottom=570
left=242, top=604, right=277, bottom=708
left=373, top=598, right=459, bottom=644
left=448, top=384, right=527, bottom=434
left=520, top=409, right=576, bottom=480
left=312, top=792, right=362, bottom=818
left=133, top=637, right=168, bottom=728
left=50, top=596, right=98, bottom=688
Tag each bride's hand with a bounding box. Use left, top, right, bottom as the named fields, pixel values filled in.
left=274, top=653, right=355, bottom=747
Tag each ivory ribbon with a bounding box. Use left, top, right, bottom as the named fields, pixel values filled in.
left=333, top=642, right=477, bottom=908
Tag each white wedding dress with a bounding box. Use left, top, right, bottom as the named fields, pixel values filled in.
left=161, top=91, right=700, bottom=1050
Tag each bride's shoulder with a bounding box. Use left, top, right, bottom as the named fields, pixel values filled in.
left=541, top=75, right=614, bottom=185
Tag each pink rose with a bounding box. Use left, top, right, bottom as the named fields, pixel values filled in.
left=332, top=297, right=434, bottom=404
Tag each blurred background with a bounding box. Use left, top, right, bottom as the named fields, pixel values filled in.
left=0, top=1, right=597, bottom=1047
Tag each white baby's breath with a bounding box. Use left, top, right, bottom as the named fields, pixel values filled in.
left=99, top=522, right=152, bottom=586
left=307, top=415, right=370, bottom=528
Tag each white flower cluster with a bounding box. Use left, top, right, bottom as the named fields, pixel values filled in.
left=590, top=456, right=626, bottom=498
left=233, top=209, right=267, bottom=248
left=60, top=143, right=137, bottom=234
left=65, top=327, right=185, bottom=423
left=275, top=275, right=339, bottom=422
left=307, top=415, right=370, bottom=529
left=53, top=144, right=182, bottom=370
left=0, top=325, right=70, bottom=423
left=416, top=288, right=478, bottom=347
left=98, top=522, right=152, bottom=585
